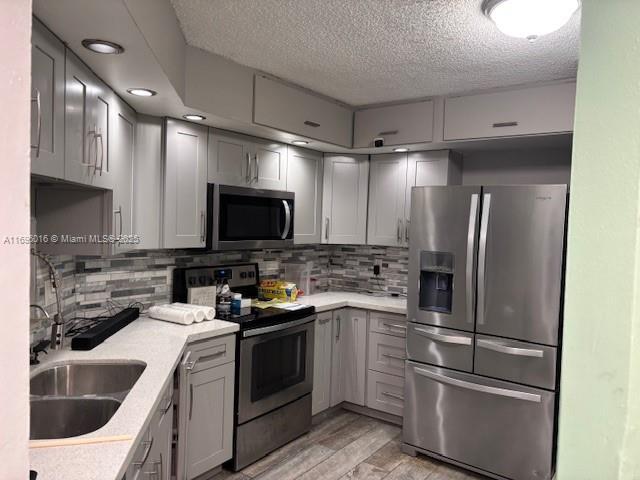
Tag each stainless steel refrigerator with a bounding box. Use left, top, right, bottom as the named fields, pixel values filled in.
left=402, top=185, right=567, bottom=480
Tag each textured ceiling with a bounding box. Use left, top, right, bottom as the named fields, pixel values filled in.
left=170, top=0, right=580, bottom=106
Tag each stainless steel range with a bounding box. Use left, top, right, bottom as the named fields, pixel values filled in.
left=402, top=185, right=568, bottom=480
left=172, top=263, right=315, bottom=471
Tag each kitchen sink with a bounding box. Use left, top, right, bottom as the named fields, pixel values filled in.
left=30, top=397, right=122, bottom=440
left=29, top=361, right=146, bottom=439
left=30, top=361, right=146, bottom=397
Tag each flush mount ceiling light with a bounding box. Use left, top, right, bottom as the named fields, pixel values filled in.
left=393, top=147, right=409, bottom=152
left=183, top=114, right=206, bottom=121
left=81, top=39, right=124, bottom=54
left=483, top=0, right=580, bottom=41
left=127, top=88, right=157, bottom=97
left=292, top=140, right=309, bottom=145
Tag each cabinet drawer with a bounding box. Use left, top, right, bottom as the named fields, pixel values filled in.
left=404, top=362, right=555, bottom=480
left=354, top=100, right=434, bottom=148
left=406, top=323, right=473, bottom=372
left=368, top=332, right=406, bottom=377
left=366, top=370, right=405, bottom=417
left=443, top=81, right=576, bottom=141
left=474, top=335, right=557, bottom=390
left=187, top=334, right=235, bottom=373
left=254, top=75, right=353, bottom=147
left=369, top=312, right=407, bottom=338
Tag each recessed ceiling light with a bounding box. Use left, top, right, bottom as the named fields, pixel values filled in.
left=127, top=88, right=157, bottom=97
left=292, top=140, right=309, bottom=145
left=81, top=39, right=124, bottom=55
left=483, top=0, right=580, bottom=41
left=393, top=147, right=409, bottom=152
left=183, top=114, right=206, bottom=121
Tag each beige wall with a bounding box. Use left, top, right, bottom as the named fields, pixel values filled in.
left=0, top=0, right=32, bottom=477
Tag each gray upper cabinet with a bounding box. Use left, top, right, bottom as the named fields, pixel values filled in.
left=163, top=118, right=208, bottom=249
left=209, top=129, right=287, bottom=190
left=64, top=50, right=114, bottom=189
left=367, top=153, right=409, bottom=247
left=286, top=146, right=323, bottom=244
left=322, top=154, right=369, bottom=245
left=354, top=100, right=434, bottom=148
left=254, top=75, right=353, bottom=148
left=31, top=19, right=65, bottom=179
left=110, top=96, right=136, bottom=253
left=443, top=81, right=576, bottom=141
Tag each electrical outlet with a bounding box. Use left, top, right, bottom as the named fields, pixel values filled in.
left=373, top=259, right=383, bottom=276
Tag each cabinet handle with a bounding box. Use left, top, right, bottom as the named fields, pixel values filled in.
left=114, top=206, right=123, bottom=237
left=162, top=394, right=173, bottom=414
left=254, top=153, right=259, bottom=183
left=378, top=130, right=398, bottom=136
left=96, top=130, right=104, bottom=176
left=144, top=457, right=162, bottom=478
left=31, top=89, right=42, bottom=157
left=200, top=210, right=205, bottom=243
left=304, top=120, right=320, bottom=128
left=133, top=439, right=153, bottom=466
left=404, top=219, right=410, bottom=243
left=82, top=127, right=97, bottom=171
left=381, top=391, right=405, bottom=401
left=325, top=217, right=330, bottom=241
left=245, top=152, right=252, bottom=183
left=492, top=121, right=518, bottom=128
left=397, top=219, right=402, bottom=242
left=384, top=323, right=407, bottom=333
left=335, top=316, right=341, bottom=339
left=189, top=383, right=194, bottom=421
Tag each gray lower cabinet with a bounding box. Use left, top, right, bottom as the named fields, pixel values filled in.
left=31, top=19, right=65, bottom=179
left=312, top=311, right=333, bottom=415
left=330, top=309, right=367, bottom=407
left=163, top=118, right=208, bottom=248
left=286, top=146, right=323, bottom=244
left=177, top=335, right=235, bottom=480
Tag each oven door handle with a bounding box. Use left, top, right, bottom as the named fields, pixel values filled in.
left=281, top=200, right=292, bottom=240
left=243, top=315, right=316, bottom=337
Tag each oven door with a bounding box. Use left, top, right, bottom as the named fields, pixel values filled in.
left=238, top=316, right=315, bottom=424
left=208, top=184, right=294, bottom=250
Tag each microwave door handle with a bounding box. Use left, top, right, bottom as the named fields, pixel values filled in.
left=281, top=200, right=292, bottom=240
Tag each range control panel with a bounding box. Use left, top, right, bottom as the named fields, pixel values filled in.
left=182, top=263, right=258, bottom=290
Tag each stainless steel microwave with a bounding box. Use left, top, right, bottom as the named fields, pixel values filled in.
left=207, top=184, right=294, bottom=250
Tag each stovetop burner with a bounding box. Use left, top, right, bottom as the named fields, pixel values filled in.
left=216, top=305, right=316, bottom=332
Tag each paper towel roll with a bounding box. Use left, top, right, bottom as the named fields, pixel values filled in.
left=169, top=304, right=206, bottom=322
left=149, top=305, right=195, bottom=325
left=172, top=302, right=215, bottom=321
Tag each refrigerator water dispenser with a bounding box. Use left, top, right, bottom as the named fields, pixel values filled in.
left=418, top=251, right=454, bottom=314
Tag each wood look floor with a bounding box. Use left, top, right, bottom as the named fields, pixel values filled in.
left=212, top=410, right=487, bottom=480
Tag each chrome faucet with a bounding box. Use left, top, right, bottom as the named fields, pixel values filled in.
left=31, top=249, right=65, bottom=350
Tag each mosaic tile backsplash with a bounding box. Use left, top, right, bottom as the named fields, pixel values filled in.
left=31, top=245, right=408, bottom=344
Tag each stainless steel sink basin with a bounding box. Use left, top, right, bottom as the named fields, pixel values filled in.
left=30, top=361, right=146, bottom=397
left=30, top=397, right=121, bottom=439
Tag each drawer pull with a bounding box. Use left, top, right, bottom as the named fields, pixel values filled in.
left=413, top=326, right=472, bottom=345
left=304, top=120, right=321, bottom=128
left=382, top=352, right=406, bottom=361
left=414, top=366, right=541, bottom=403
left=492, top=121, right=518, bottom=128
left=381, top=391, right=405, bottom=401
left=162, top=395, right=173, bottom=415
left=385, top=323, right=407, bottom=332
left=379, top=130, right=399, bottom=136
left=132, top=439, right=153, bottom=466
left=198, top=350, right=226, bottom=364
left=476, top=339, right=544, bottom=358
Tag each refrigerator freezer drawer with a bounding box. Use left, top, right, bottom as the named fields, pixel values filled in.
left=403, top=361, right=555, bottom=480
left=474, top=335, right=558, bottom=390
left=407, top=323, right=474, bottom=372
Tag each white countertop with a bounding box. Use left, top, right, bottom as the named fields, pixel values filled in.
left=300, top=291, right=407, bottom=315
left=29, top=292, right=405, bottom=479
left=29, top=317, right=239, bottom=480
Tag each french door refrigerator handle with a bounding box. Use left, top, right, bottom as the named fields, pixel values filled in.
left=413, top=366, right=541, bottom=403
left=412, top=326, right=471, bottom=345
left=476, top=339, right=544, bottom=358
left=281, top=200, right=291, bottom=239
left=477, top=193, right=491, bottom=325
left=466, top=193, right=479, bottom=325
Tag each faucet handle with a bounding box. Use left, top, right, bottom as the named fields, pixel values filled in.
left=30, top=340, right=50, bottom=365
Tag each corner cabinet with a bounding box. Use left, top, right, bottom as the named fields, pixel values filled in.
left=163, top=118, right=208, bottom=249
left=330, top=309, right=367, bottom=407
left=208, top=128, right=287, bottom=190
left=31, top=19, right=65, bottom=178
left=312, top=312, right=333, bottom=415
left=286, top=146, right=323, bottom=244
left=367, top=150, right=462, bottom=246
left=322, top=155, right=369, bottom=245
